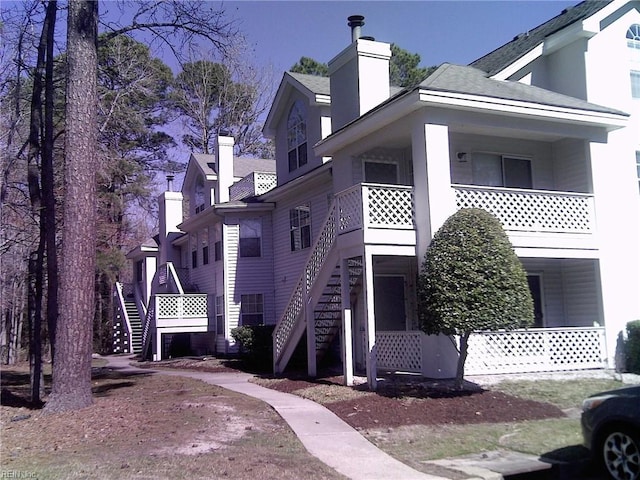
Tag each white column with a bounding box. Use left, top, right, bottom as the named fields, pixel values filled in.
left=340, top=256, right=354, bottom=386
left=305, top=289, right=317, bottom=377
left=412, top=123, right=455, bottom=266
left=362, top=248, right=377, bottom=390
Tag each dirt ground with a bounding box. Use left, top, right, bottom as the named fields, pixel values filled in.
left=141, top=357, right=566, bottom=430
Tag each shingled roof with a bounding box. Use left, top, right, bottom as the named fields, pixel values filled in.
left=470, top=1, right=612, bottom=76
left=420, top=63, right=626, bottom=115
left=190, top=153, right=275, bottom=178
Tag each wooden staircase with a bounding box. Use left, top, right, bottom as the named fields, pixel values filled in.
left=313, top=260, right=362, bottom=364
left=123, top=300, right=143, bottom=354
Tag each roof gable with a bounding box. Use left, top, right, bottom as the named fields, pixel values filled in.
left=264, top=72, right=331, bottom=137
left=470, top=1, right=612, bottom=76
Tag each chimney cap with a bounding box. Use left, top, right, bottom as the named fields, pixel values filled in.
left=347, top=15, right=365, bottom=27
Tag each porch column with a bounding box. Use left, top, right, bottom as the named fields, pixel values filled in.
left=305, top=289, right=317, bottom=377
left=363, top=247, right=377, bottom=390
left=340, top=256, right=354, bottom=386
left=411, top=123, right=455, bottom=265
left=155, top=330, right=162, bottom=361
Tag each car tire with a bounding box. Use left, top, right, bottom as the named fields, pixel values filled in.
left=600, top=427, right=640, bottom=480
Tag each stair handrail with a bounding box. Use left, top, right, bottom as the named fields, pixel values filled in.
left=113, top=282, right=133, bottom=353
left=141, top=295, right=156, bottom=360
left=273, top=201, right=338, bottom=364
left=166, top=262, right=185, bottom=294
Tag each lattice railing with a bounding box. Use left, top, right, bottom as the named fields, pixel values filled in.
left=454, top=185, right=595, bottom=233
left=376, top=331, right=422, bottom=372
left=230, top=172, right=277, bottom=201
left=336, top=184, right=414, bottom=233
left=156, top=294, right=208, bottom=319
left=273, top=203, right=338, bottom=363
left=465, top=327, right=607, bottom=375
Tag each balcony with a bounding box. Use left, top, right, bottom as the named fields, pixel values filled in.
left=154, top=294, right=209, bottom=329
left=454, top=185, right=597, bottom=252
left=335, top=183, right=416, bottom=247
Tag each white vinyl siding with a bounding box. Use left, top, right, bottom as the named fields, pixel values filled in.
left=272, top=178, right=333, bottom=320
left=551, top=138, right=591, bottom=193
left=449, top=134, right=554, bottom=190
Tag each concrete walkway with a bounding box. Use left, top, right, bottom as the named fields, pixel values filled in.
left=103, top=355, right=547, bottom=480
left=104, top=355, right=459, bottom=479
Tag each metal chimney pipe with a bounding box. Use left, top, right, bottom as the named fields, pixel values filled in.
left=348, top=15, right=365, bottom=42
left=166, top=174, right=174, bottom=192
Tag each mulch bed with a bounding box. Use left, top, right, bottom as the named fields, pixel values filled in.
left=262, top=375, right=565, bottom=430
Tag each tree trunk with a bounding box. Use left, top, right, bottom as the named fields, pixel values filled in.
left=455, top=332, right=471, bottom=390
left=44, top=0, right=98, bottom=414
left=42, top=0, right=58, bottom=361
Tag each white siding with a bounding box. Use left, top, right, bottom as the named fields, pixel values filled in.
left=222, top=223, right=239, bottom=353
left=561, top=259, right=602, bottom=327
left=552, top=138, right=590, bottom=192
left=272, top=177, right=333, bottom=319
left=449, top=133, right=554, bottom=189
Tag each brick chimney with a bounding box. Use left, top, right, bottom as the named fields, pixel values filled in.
left=328, top=15, right=391, bottom=131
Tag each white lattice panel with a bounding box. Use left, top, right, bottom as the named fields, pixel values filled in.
left=454, top=186, right=594, bottom=233
left=156, top=294, right=208, bottom=319
left=376, top=332, right=422, bottom=372
left=465, top=328, right=606, bottom=375
left=255, top=173, right=277, bottom=195
left=367, top=186, right=414, bottom=228
left=337, top=186, right=363, bottom=233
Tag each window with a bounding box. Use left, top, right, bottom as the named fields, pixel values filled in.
left=202, top=228, right=209, bottom=265
left=290, top=205, right=311, bottom=251
left=213, top=225, right=222, bottom=261
left=215, top=296, right=224, bottom=334
left=195, top=176, right=205, bottom=213
left=364, top=161, right=399, bottom=184
left=191, top=234, right=198, bottom=268
left=239, top=219, right=261, bottom=257
left=472, top=153, right=532, bottom=189
left=241, top=294, right=263, bottom=326
left=136, top=260, right=143, bottom=282
left=628, top=24, right=640, bottom=98
left=287, top=101, right=307, bottom=172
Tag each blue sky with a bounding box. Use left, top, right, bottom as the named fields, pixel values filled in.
left=225, top=1, right=577, bottom=74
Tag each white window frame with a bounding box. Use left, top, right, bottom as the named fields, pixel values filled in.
left=287, top=101, right=308, bottom=172
left=290, top=204, right=311, bottom=252
left=472, top=152, right=533, bottom=189
left=363, top=160, right=400, bottom=185
left=239, top=218, right=262, bottom=258
left=240, top=294, right=264, bottom=326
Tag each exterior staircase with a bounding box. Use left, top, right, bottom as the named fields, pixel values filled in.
left=124, top=300, right=143, bottom=354
left=313, top=260, right=363, bottom=364
left=273, top=199, right=364, bottom=374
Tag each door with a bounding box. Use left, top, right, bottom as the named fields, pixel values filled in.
left=374, top=275, right=407, bottom=331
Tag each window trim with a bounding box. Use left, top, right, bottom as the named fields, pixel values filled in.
left=287, top=100, right=308, bottom=172
left=240, top=293, right=264, bottom=326
left=239, top=218, right=262, bottom=258
left=289, top=204, right=312, bottom=252
left=471, top=152, right=533, bottom=189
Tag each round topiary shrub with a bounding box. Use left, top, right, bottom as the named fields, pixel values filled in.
left=417, top=208, right=534, bottom=388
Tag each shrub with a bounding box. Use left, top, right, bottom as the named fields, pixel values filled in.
left=231, top=325, right=274, bottom=371
left=417, top=208, right=534, bottom=388
left=626, top=320, right=640, bottom=374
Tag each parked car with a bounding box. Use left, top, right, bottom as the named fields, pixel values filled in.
left=581, top=385, right=640, bottom=480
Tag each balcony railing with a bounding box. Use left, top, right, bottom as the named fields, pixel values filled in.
left=154, top=294, right=209, bottom=328
left=454, top=185, right=595, bottom=234
left=336, top=183, right=415, bottom=234
left=230, top=172, right=277, bottom=201
left=376, top=327, right=607, bottom=375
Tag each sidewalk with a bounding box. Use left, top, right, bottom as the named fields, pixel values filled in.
left=104, top=355, right=547, bottom=480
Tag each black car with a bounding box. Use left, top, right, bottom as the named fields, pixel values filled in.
left=581, top=385, right=640, bottom=480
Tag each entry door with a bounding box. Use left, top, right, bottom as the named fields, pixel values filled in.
left=527, top=274, right=544, bottom=327
left=374, top=276, right=407, bottom=331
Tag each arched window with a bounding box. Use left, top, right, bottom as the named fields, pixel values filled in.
left=628, top=24, right=640, bottom=98
left=287, top=101, right=307, bottom=172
